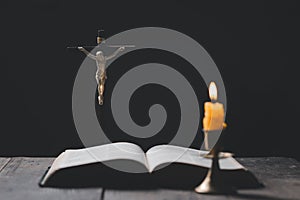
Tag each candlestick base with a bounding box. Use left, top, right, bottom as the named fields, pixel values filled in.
left=194, top=176, right=236, bottom=194
left=195, top=148, right=237, bottom=194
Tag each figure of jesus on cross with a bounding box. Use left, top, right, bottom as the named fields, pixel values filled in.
left=77, top=46, right=125, bottom=105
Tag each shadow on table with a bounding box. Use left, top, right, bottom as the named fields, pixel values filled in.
left=40, top=162, right=263, bottom=190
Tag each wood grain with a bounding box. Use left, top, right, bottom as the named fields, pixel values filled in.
left=0, top=157, right=298, bottom=200
left=0, top=157, right=102, bottom=200
left=0, top=157, right=11, bottom=172
left=104, top=189, right=228, bottom=200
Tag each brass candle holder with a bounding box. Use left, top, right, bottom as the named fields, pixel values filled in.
left=195, top=128, right=236, bottom=194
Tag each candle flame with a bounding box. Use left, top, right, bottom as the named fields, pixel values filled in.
left=209, top=82, right=218, bottom=101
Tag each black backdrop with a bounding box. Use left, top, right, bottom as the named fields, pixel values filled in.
left=1, top=0, right=300, bottom=160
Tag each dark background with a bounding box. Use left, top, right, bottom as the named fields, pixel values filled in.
left=1, top=1, right=300, bottom=160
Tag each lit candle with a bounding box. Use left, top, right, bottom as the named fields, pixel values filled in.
left=203, top=82, right=226, bottom=150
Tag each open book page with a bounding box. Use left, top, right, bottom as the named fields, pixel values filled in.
left=146, top=145, right=244, bottom=172
left=43, top=142, right=147, bottom=182
left=61, top=142, right=147, bottom=168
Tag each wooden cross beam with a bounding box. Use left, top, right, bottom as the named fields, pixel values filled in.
left=67, top=30, right=135, bottom=50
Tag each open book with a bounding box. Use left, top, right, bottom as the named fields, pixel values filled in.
left=40, top=142, right=262, bottom=189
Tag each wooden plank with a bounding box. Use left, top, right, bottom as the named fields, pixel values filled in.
left=237, top=157, right=300, bottom=179
left=0, top=157, right=102, bottom=200
left=104, top=189, right=228, bottom=200
left=105, top=157, right=300, bottom=200
left=233, top=178, right=300, bottom=200
left=233, top=157, right=300, bottom=200
left=0, top=157, right=298, bottom=200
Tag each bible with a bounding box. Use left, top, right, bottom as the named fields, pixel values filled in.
left=39, top=142, right=262, bottom=189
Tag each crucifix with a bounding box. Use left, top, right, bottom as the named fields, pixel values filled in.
left=68, top=30, right=135, bottom=105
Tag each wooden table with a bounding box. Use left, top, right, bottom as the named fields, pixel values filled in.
left=0, top=157, right=299, bottom=200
